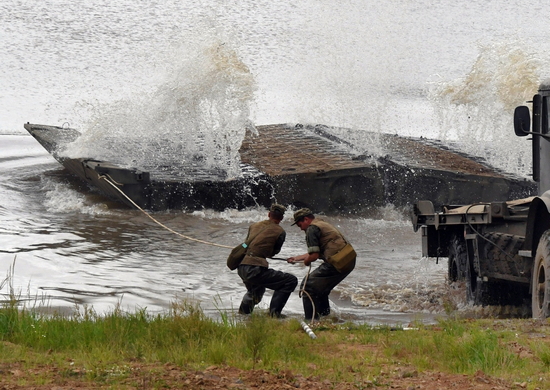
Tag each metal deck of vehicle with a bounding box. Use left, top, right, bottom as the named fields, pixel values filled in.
left=240, top=124, right=535, bottom=212
left=25, top=122, right=537, bottom=212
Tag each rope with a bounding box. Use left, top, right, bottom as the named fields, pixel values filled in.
left=98, top=174, right=232, bottom=249
left=299, top=264, right=317, bottom=326
left=100, top=173, right=318, bottom=333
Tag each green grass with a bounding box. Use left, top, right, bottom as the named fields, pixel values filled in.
left=3, top=262, right=550, bottom=389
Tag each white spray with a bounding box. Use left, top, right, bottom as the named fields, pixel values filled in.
left=64, top=41, right=257, bottom=180
left=429, top=41, right=540, bottom=177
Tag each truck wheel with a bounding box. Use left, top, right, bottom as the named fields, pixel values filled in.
left=483, top=233, right=526, bottom=280
left=448, top=234, right=485, bottom=305
left=532, top=230, right=550, bottom=319
left=448, top=234, right=467, bottom=282
left=482, top=233, right=529, bottom=306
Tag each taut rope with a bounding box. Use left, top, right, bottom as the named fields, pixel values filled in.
left=100, top=173, right=318, bottom=336
left=98, top=174, right=232, bottom=249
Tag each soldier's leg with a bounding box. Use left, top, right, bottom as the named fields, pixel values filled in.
left=248, top=268, right=297, bottom=317
left=268, top=273, right=298, bottom=317
left=239, top=284, right=266, bottom=314
left=301, top=293, right=318, bottom=320
left=301, top=261, right=354, bottom=319
left=238, top=265, right=266, bottom=314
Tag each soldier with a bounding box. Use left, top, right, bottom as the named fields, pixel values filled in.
left=287, top=208, right=356, bottom=320
left=237, top=204, right=298, bottom=318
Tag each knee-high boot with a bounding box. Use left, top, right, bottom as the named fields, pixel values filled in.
left=269, top=291, right=292, bottom=318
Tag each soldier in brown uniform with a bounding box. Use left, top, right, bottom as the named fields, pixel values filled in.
left=287, top=208, right=356, bottom=320
left=237, top=204, right=298, bottom=318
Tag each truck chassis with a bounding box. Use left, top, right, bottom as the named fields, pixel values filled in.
left=412, top=85, right=550, bottom=318
left=413, top=182, right=550, bottom=318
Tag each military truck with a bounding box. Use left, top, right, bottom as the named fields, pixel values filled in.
left=411, top=84, right=550, bottom=318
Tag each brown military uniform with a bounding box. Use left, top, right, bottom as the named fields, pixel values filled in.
left=309, top=219, right=347, bottom=260
left=241, top=219, right=285, bottom=267
left=237, top=218, right=297, bottom=317
left=300, top=217, right=356, bottom=320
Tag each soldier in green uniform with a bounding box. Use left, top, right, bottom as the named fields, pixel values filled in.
left=287, top=208, right=356, bottom=320
left=237, top=204, right=298, bottom=318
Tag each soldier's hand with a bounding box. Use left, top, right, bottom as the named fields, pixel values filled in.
left=287, top=255, right=305, bottom=264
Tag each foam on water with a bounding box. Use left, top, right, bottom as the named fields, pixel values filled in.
left=41, top=176, right=112, bottom=215
left=194, top=207, right=278, bottom=225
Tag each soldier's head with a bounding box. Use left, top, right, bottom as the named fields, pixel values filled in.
left=268, top=204, right=286, bottom=222
left=291, top=208, right=315, bottom=230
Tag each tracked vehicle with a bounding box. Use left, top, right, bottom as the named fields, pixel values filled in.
left=411, top=84, right=550, bottom=318
left=26, top=122, right=533, bottom=214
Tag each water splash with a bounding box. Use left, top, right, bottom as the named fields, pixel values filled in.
left=64, top=41, right=257, bottom=179
left=429, top=41, right=540, bottom=177
left=41, top=177, right=111, bottom=215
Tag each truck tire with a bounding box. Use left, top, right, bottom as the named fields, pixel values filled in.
left=448, top=233, right=486, bottom=305
left=532, top=230, right=550, bottom=319
left=448, top=234, right=467, bottom=282
left=479, top=233, right=529, bottom=306
left=483, top=233, right=526, bottom=279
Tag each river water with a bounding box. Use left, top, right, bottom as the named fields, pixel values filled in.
left=1, top=0, right=548, bottom=324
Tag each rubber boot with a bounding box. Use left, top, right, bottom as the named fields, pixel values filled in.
left=302, top=294, right=319, bottom=321
left=317, top=295, right=331, bottom=317
left=239, top=287, right=265, bottom=315
left=239, top=292, right=255, bottom=314
left=269, top=291, right=292, bottom=318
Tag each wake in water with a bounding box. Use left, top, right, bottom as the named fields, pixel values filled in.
left=64, top=41, right=256, bottom=180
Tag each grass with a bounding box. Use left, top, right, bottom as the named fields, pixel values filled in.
left=3, top=263, right=550, bottom=389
